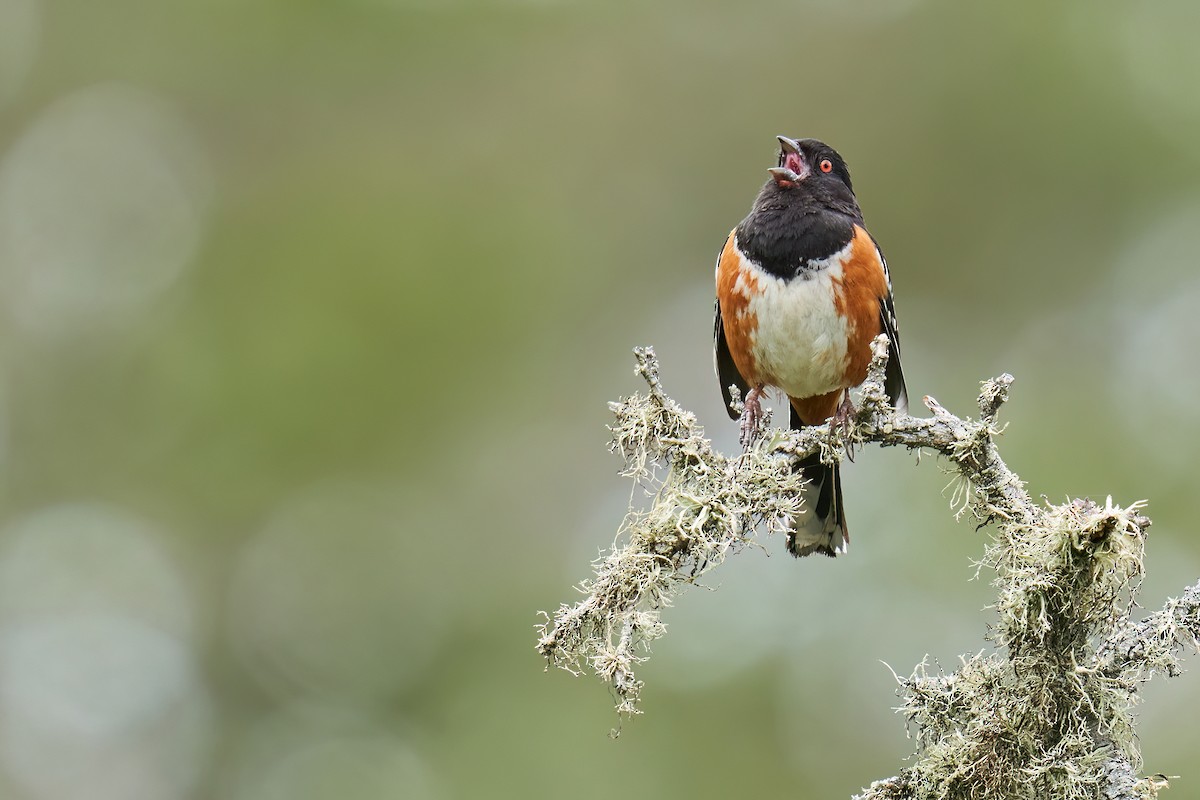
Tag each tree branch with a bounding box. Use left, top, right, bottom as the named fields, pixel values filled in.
left=536, top=337, right=1198, bottom=798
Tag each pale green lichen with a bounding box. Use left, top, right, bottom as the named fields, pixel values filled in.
left=538, top=341, right=1199, bottom=797
left=887, top=501, right=1152, bottom=799
left=536, top=347, right=806, bottom=723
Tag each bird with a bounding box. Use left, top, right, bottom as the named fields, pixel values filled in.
left=713, top=135, right=907, bottom=557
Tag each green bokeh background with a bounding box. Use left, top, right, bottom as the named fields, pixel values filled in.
left=1, top=1, right=1198, bottom=798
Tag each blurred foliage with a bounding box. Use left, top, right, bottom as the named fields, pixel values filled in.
left=0, top=1, right=1197, bottom=799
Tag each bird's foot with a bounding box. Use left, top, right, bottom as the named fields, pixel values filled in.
left=739, top=386, right=766, bottom=450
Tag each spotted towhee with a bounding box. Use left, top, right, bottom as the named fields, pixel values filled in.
left=714, top=136, right=907, bottom=557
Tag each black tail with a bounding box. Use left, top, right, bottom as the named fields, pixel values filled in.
left=786, top=407, right=848, bottom=557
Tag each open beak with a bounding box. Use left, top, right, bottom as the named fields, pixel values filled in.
left=770, top=135, right=807, bottom=185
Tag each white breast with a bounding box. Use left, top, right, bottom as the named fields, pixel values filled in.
left=729, top=239, right=852, bottom=399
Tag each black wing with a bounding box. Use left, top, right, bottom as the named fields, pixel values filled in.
left=714, top=298, right=748, bottom=420
left=878, top=284, right=908, bottom=414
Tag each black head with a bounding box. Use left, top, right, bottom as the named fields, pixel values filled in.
left=763, top=136, right=857, bottom=214
left=735, top=136, right=864, bottom=276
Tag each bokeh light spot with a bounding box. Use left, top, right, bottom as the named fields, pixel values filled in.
left=0, top=504, right=210, bottom=800
left=2, top=616, right=189, bottom=740
left=0, top=83, right=211, bottom=336
left=0, top=503, right=192, bottom=634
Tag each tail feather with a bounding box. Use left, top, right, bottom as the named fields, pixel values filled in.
left=786, top=404, right=849, bottom=557
left=786, top=454, right=847, bottom=557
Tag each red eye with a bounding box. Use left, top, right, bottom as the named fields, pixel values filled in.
left=820, top=159, right=833, bottom=173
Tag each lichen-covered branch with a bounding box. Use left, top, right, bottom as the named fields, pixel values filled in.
left=536, top=337, right=1200, bottom=798
left=535, top=346, right=806, bottom=719
left=1098, top=581, right=1200, bottom=679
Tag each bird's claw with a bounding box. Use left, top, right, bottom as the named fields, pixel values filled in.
left=833, top=394, right=857, bottom=462
left=739, top=387, right=766, bottom=450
